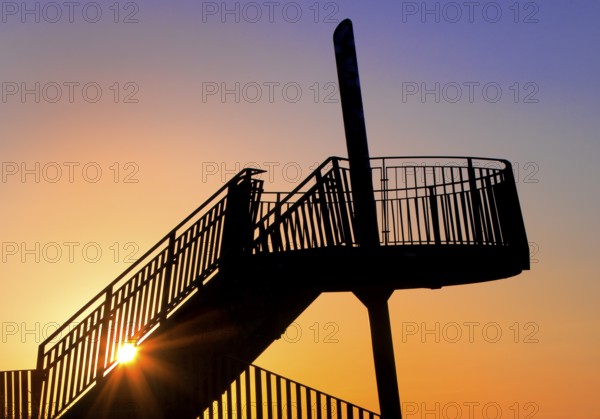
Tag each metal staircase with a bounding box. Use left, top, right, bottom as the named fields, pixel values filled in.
left=1, top=154, right=528, bottom=419
left=1, top=19, right=529, bottom=419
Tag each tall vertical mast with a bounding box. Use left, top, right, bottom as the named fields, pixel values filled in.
left=335, top=19, right=402, bottom=419
left=333, top=18, right=380, bottom=248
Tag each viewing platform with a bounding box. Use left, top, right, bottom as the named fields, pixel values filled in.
left=252, top=155, right=529, bottom=291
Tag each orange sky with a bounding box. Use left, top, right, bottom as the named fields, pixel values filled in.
left=1, top=2, right=599, bottom=417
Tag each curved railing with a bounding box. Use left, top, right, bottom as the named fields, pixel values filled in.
left=370, top=156, right=526, bottom=248
left=254, top=156, right=528, bottom=266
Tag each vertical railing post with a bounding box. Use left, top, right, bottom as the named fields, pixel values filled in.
left=332, top=159, right=353, bottom=245
left=96, top=285, right=113, bottom=380
left=272, top=192, right=283, bottom=252
left=429, top=186, right=442, bottom=245
left=161, top=231, right=177, bottom=320
left=467, top=158, right=483, bottom=244
left=498, top=161, right=530, bottom=269
left=220, top=171, right=259, bottom=271
left=32, top=346, right=45, bottom=419
left=255, top=368, right=263, bottom=419
left=315, top=169, right=335, bottom=247
left=380, top=159, right=389, bottom=245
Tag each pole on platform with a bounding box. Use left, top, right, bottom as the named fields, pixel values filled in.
left=333, top=19, right=380, bottom=249
left=334, top=18, right=401, bottom=418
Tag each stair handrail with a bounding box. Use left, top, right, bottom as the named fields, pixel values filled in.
left=253, top=156, right=348, bottom=229
left=204, top=357, right=385, bottom=419
left=33, top=167, right=264, bottom=419
left=37, top=167, right=263, bottom=351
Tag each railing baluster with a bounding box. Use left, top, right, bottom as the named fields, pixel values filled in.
left=7, top=372, right=14, bottom=418
left=94, top=286, right=111, bottom=380
left=22, top=371, right=30, bottom=419
left=33, top=346, right=44, bottom=418
left=276, top=376, right=283, bottom=419
left=14, top=371, right=21, bottom=419
left=451, top=167, right=462, bottom=244
left=316, top=391, right=322, bottom=419
left=65, top=331, right=77, bottom=405
left=245, top=368, right=252, bottom=419
left=428, top=187, right=442, bottom=245
left=0, top=372, right=6, bottom=419
left=235, top=375, right=242, bottom=419
left=459, top=188, right=471, bottom=243
left=479, top=169, right=494, bottom=243
left=255, top=367, right=263, bottom=419
left=160, top=231, right=176, bottom=319
left=226, top=374, right=233, bottom=419
left=266, top=371, right=273, bottom=419
left=171, top=235, right=183, bottom=301
left=296, top=384, right=302, bottom=419
left=198, top=213, right=210, bottom=273
left=315, top=170, right=335, bottom=247
left=467, top=158, right=483, bottom=244
left=217, top=381, right=223, bottom=419
left=285, top=379, right=292, bottom=419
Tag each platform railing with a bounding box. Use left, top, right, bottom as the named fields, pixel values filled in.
left=254, top=156, right=528, bottom=258
left=370, top=156, right=522, bottom=247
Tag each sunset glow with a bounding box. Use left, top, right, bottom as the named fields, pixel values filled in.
left=0, top=1, right=599, bottom=417
left=117, top=343, right=138, bottom=365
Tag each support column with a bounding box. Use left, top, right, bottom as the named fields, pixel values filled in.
left=355, top=289, right=402, bottom=419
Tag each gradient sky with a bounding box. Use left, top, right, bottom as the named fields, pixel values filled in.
left=1, top=1, right=599, bottom=417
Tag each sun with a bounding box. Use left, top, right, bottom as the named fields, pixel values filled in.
left=117, top=342, right=138, bottom=364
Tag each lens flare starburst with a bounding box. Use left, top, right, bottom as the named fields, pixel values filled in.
left=117, top=342, right=138, bottom=364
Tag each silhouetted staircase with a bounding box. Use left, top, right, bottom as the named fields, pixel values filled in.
left=1, top=155, right=528, bottom=419
left=2, top=18, right=530, bottom=419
